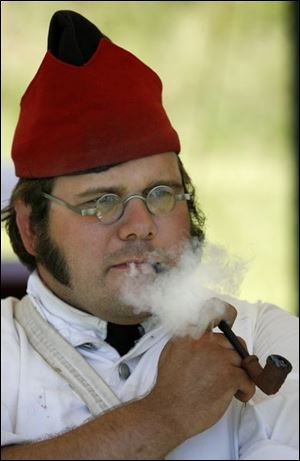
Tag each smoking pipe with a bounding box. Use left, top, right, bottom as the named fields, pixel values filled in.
left=218, top=320, right=292, bottom=395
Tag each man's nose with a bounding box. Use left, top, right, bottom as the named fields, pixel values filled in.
left=117, top=198, right=157, bottom=241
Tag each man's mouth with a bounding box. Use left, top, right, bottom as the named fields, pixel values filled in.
left=110, top=260, right=165, bottom=274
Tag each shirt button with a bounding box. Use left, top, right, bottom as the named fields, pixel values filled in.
left=118, top=362, right=131, bottom=380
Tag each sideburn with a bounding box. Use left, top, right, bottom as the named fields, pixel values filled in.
left=35, top=227, right=71, bottom=287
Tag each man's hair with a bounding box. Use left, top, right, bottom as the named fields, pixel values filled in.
left=1, top=158, right=205, bottom=272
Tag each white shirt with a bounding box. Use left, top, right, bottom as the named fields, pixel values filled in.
left=1, top=271, right=299, bottom=459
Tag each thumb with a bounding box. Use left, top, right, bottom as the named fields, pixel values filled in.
left=204, top=298, right=237, bottom=330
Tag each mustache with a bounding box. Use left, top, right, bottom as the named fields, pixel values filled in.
left=104, top=243, right=170, bottom=271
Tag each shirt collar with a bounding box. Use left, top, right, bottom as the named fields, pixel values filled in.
left=27, top=270, right=108, bottom=347
left=26, top=270, right=160, bottom=348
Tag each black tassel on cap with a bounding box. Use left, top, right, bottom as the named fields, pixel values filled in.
left=47, top=10, right=108, bottom=66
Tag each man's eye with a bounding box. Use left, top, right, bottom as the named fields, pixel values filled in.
left=79, top=199, right=98, bottom=208
left=99, top=194, right=120, bottom=204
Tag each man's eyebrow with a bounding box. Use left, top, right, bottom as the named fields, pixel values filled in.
left=75, top=186, right=126, bottom=200
left=75, top=180, right=183, bottom=201
left=143, top=180, right=183, bottom=194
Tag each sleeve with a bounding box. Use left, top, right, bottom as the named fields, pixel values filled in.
left=1, top=298, right=29, bottom=447
left=238, top=302, right=299, bottom=460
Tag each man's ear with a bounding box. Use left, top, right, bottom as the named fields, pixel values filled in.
left=14, top=200, right=37, bottom=256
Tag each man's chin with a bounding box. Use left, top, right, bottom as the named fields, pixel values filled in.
left=97, top=303, right=151, bottom=325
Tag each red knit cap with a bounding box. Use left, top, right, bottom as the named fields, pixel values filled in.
left=11, top=11, right=180, bottom=178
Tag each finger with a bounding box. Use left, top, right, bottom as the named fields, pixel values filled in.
left=236, top=336, right=249, bottom=355
left=210, top=332, right=235, bottom=349
left=204, top=298, right=237, bottom=330
left=211, top=332, right=246, bottom=354
left=226, top=349, right=243, bottom=367
left=234, top=370, right=256, bottom=403
left=235, top=386, right=255, bottom=403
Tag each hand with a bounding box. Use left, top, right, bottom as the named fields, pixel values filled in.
left=147, top=302, right=255, bottom=440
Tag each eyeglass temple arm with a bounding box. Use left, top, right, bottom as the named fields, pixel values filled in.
left=42, top=192, right=97, bottom=216
left=176, top=193, right=191, bottom=201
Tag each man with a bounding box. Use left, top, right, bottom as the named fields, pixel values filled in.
left=1, top=10, right=298, bottom=460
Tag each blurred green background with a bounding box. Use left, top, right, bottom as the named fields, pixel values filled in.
left=1, top=1, right=298, bottom=314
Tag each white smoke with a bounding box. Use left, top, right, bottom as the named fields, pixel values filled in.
left=119, top=239, right=248, bottom=338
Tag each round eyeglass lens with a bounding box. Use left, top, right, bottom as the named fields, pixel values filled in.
left=147, top=186, right=175, bottom=215
left=96, top=194, right=123, bottom=223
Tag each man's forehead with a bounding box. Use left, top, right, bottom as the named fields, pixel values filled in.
left=53, top=152, right=181, bottom=196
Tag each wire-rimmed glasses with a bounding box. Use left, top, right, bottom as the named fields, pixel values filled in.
left=42, top=185, right=190, bottom=225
